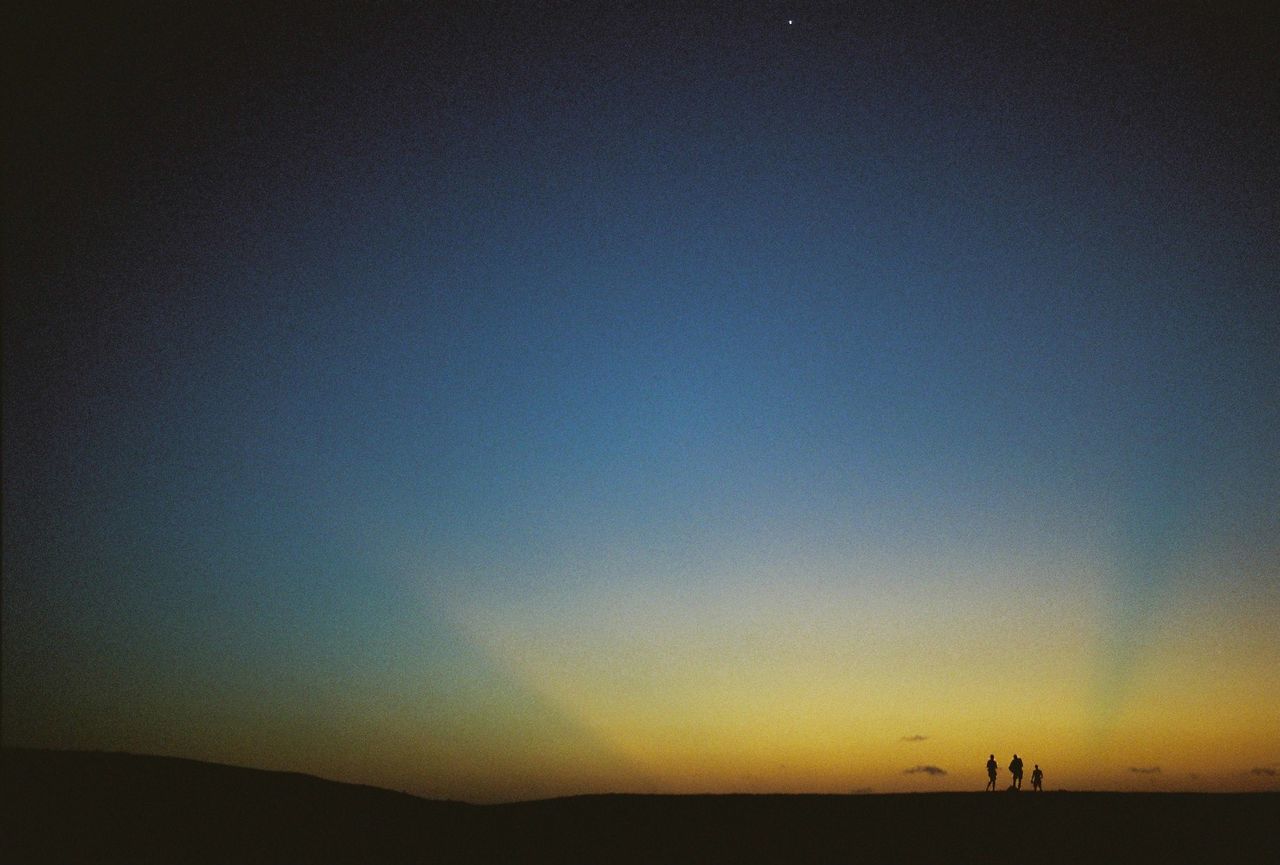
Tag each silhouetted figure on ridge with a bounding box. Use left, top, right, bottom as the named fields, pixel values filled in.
left=1031, top=764, right=1043, bottom=791
left=1009, top=754, right=1024, bottom=790
left=986, top=754, right=998, bottom=791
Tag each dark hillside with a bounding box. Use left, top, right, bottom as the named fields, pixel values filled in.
left=1, top=748, right=477, bottom=864
left=4, top=749, right=1277, bottom=864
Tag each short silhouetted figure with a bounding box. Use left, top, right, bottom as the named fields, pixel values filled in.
left=1031, top=764, right=1043, bottom=791
left=986, top=754, right=998, bottom=791
left=1009, top=754, right=1024, bottom=790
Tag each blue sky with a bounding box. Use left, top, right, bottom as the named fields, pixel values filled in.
left=4, top=2, right=1278, bottom=798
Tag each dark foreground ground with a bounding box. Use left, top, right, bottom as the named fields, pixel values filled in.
left=3, top=748, right=1276, bottom=864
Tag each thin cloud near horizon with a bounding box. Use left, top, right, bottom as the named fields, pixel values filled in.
left=903, top=765, right=947, bottom=776
left=1129, top=767, right=1162, bottom=774
left=900, top=735, right=929, bottom=742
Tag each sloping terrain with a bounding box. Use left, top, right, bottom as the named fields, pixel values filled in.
left=3, top=748, right=1276, bottom=864
left=2, top=748, right=475, bottom=864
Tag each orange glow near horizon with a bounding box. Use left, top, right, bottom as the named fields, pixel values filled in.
left=353, top=543, right=1279, bottom=802
left=7, top=537, right=1276, bottom=804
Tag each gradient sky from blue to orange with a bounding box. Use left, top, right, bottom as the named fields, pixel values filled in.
left=3, top=2, right=1278, bottom=801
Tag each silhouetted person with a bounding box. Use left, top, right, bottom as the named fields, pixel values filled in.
left=1031, top=764, right=1043, bottom=791
left=986, top=754, right=998, bottom=791
left=1009, top=754, right=1024, bottom=790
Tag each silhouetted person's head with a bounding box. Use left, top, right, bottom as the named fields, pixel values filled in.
left=989, top=754, right=994, bottom=759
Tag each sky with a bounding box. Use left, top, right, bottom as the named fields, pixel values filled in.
left=3, top=1, right=1278, bottom=801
